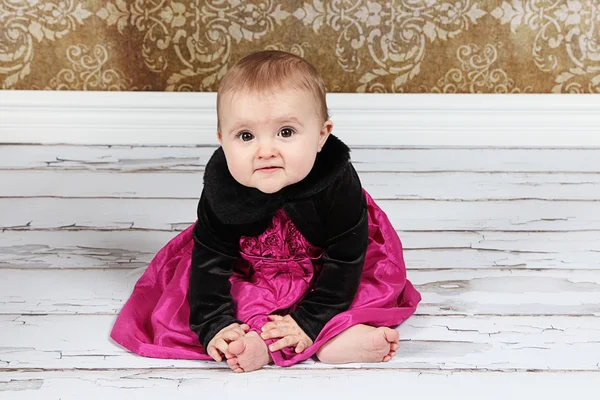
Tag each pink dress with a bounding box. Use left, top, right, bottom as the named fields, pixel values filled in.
left=110, top=191, right=421, bottom=366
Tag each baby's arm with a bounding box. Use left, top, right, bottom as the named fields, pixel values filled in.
left=188, top=192, right=243, bottom=350
left=290, top=164, right=368, bottom=342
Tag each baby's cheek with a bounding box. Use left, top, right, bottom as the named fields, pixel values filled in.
left=287, top=155, right=315, bottom=183
left=228, top=163, right=250, bottom=186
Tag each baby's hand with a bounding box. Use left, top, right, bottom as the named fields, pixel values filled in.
left=206, top=323, right=249, bottom=362
left=260, top=315, right=313, bottom=353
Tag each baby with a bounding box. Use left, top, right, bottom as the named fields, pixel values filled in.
left=111, top=50, right=421, bottom=373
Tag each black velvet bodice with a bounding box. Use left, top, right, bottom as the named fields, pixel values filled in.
left=188, top=135, right=368, bottom=349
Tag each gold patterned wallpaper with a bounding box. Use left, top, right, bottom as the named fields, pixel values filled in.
left=1, top=1, right=599, bottom=93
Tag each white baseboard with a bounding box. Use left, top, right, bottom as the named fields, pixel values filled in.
left=1, top=90, right=599, bottom=147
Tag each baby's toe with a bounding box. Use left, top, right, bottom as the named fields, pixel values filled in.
left=227, top=357, right=239, bottom=368
left=228, top=338, right=246, bottom=356
left=383, top=328, right=400, bottom=343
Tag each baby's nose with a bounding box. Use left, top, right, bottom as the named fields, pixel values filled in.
left=257, top=141, right=277, bottom=158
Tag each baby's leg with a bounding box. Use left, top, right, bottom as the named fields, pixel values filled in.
left=316, top=324, right=400, bottom=364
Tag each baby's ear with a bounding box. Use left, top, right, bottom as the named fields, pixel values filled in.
left=318, top=120, right=334, bottom=151
left=216, top=130, right=223, bottom=144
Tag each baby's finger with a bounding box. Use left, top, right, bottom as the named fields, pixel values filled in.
left=230, top=329, right=244, bottom=338
left=213, top=338, right=232, bottom=359
left=261, top=321, right=278, bottom=332
left=268, top=315, right=284, bottom=321
left=232, top=323, right=249, bottom=332
left=220, top=330, right=241, bottom=342
left=206, top=345, right=223, bottom=362
left=262, top=324, right=292, bottom=339
left=261, top=327, right=280, bottom=340
left=268, top=335, right=297, bottom=352
left=295, top=339, right=310, bottom=353
left=234, top=326, right=250, bottom=337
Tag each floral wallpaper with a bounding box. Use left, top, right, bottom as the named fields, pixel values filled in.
left=1, top=0, right=599, bottom=93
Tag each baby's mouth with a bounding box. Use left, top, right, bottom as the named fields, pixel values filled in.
left=257, top=166, right=282, bottom=172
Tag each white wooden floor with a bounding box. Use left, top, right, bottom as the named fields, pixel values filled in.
left=1, top=144, right=600, bottom=399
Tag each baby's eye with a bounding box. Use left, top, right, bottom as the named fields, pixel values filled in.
left=279, top=128, right=295, bottom=138
left=238, top=131, right=254, bottom=142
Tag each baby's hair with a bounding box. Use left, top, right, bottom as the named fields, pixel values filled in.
left=217, top=50, right=329, bottom=127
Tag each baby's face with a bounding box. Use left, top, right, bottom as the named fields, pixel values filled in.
left=217, top=88, right=332, bottom=194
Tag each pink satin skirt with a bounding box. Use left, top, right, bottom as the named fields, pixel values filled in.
left=110, top=191, right=421, bottom=366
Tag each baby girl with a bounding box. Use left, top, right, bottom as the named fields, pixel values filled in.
left=110, top=50, right=421, bottom=373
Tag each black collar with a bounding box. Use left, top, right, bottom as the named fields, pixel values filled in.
left=203, top=134, right=351, bottom=224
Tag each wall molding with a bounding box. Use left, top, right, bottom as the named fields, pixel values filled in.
left=1, top=90, right=599, bottom=147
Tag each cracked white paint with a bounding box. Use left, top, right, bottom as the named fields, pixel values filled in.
left=2, top=370, right=598, bottom=399
left=3, top=170, right=600, bottom=201
left=2, top=230, right=600, bottom=268
left=2, top=146, right=600, bottom=173
left=0, top=379, right=44, bottom=392
left=3, top=269, right=600, bottom=316
left=2, top=198, right=600, bottom=234
left=1, top=315, right=599, bottom=371
left=1, top=144, right=600, bottom=396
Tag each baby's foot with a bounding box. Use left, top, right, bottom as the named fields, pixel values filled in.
left=226, top=331, right=271, bottom=373
left=368, top=326, right=400, bottom=362
left=316, top=324, right=400, bottom=364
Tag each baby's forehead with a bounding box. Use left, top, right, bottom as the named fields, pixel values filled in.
left=221, top=89, right=317, bottom=115
left=223, top=86, right=311, bottom=101
left=217, top=83, right=326, bottom=127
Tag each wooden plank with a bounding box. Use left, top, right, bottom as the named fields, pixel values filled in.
left=0, top=370, right=598, bottom=399
left=0, top=228, right=595, bottom=253
left=1, top=314, right=599, bottom=370
left=1, top=269, right=600, bottom=316
left=0, top=230, right=600, bottom=269
left=0, top=145, right=213, bottom=172
left=2, top=230, right=599, bottom=270
left=0, top=230, right=173, bottom=269
left=4, top=170, right=600, bottom=201
left=2, top=198, right=600, bottom=232
left=2, top=145, right=600, bottom=173
left=2, top=230, right=598, bottom=270
left=405, top=248, right=600, bottom=269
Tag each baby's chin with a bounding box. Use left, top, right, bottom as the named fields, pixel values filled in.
left=236, top=174, right=307, bottom=194
left=254, top=184, right=285, bottom=194
left=234, top=179, right=284, bottom=194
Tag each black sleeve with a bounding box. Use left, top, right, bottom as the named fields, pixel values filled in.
left=188, top=191, right=243, bottom=349
left=290, top=164, right=368, bottom=341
